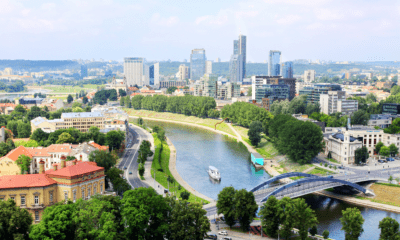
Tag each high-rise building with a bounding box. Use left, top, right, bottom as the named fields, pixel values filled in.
left=233, top=40, right=239, bottom=55
left=81, top=65, right=88, bottom=78
left=149, top=63, right=159, bottom=86
left=215, top=58, right=221, bottom=63
left=269, top=50, right=281, bottom=76
left=281, top=61, right=293, bottom=78
left=238, top=35, right=246, bottom=78
left=190, top=49, right=206, bottom=80
left=206, top=61, right=213, bottom=74
left=320, top=91, right=358, bottom=116
left=178, top=64, right=189, bottom=80
left=124, top=57, right=149, bottom=86
left=229, top=54, right=243, bottom=83
left=304, top=70, right=316, bottom=83
left=299, top=83, right=341, bottom=104
left=203, top=74, right=218, bottom=98
left=3, top=68, right=13, bottom=75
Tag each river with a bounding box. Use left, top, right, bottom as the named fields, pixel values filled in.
left=143, top=119, right=400, bottom=240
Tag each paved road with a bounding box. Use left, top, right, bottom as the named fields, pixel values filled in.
left=118, top=124, right=149, bottom=189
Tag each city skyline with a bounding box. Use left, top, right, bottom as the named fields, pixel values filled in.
left=1, top=0, right=400, bottom=62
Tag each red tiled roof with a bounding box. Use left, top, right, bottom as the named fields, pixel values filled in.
left=46, top=144, right=73, bottom=153
left=89, top=141, right=109, bottom=151
left=2, top=146, right=32, bottom=161
left=45, top=161, right=104, bottom=178
left=0, top=174, right=57, bottom=189
left=27, top=147, right=51, bottom=157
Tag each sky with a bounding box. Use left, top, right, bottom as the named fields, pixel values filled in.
left=1, top=0, right=400, bottom=62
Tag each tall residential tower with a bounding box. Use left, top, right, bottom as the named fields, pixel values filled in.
left=281, top=61, right=293, bottom=78
left=124, top=57, right=149, bottom=87
left=269, top=50, right=281, bottom=76
left=190, top=49, right=206, bottom=80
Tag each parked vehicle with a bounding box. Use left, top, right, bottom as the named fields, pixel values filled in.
left=338, top=166, right=344, bottom=169
left=387, top=158, right=395, bottom=162
left=124, top=167, right=127, bottom=170
left=218, top=231, right=228, bottom=236
left=129, top=171, right=132, bottom=174
left=222, top=237, right=232, bottom=240
left=327, top=175, right=334, bottom=178
left=205, top=234, right=218, bottom=240
left=378, top=159, right=386, bottom=163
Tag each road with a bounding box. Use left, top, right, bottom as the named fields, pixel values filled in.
left=118, top=124, right=149, bottom=189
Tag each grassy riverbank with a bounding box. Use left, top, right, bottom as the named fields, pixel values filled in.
left=150, top=133, right=209, bottom=204
left=353, top=183, right=400, bottom=207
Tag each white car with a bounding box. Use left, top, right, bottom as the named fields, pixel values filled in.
left=222, top=237, right=232, bottom=240
left=218, top=231, right=228, bottom=236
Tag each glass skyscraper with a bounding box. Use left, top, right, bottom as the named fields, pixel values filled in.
left=190, top=49, right=206, bottom=80
left=238, top=34, right=246, bottom=79
left=229, top=54, right=243, bottom=83
left=281, top=61, right=293, bottom=78
left=269, top=50, right=281, bottom=76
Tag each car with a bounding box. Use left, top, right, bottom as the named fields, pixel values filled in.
left=378, top=159, right=386, bottom=163
left=218, top=231, right=228, bottom=236
left=387, top=158, right=395, bottom=162
left=222, top=237, right=232, bottom=240
left=129, top=171, right=132, bottom=175
left=338, top=166, right=344, bottom=169
left=327, top=175, right=334, bottom=178
left=164, top=189, right=169, bottom=194
left=124, top=167, right=127, bottom=170
left=205, top=234, right=218, bottom=240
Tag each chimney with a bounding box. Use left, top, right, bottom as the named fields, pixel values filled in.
left=72, top=159, right=77, bottom=165
left=60, top=155, right=66, bottom=169
left=39, top=159, right=45, bottom=174
left=53, top=164, right=57, bottom=171
left=80, top=155, right=82, bottom=161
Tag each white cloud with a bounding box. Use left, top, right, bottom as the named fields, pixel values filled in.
left=315, top=8, right=344, bottom=21
left=195, top=13, right=229, bottom=26
left=276, top=15, right=302, bottom=25
left=150, top=13, right=179, bottom=27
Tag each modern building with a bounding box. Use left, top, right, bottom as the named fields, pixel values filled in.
left=319, top=91, right=346, bottom=115
left=304, top=70, right=316, bottom=83
left=281, top=61, right=293, bottom=78
left=268, top=50, right=281, bottom=76
left=149, top=63, right=160, bottom=86
left=81, top=65, right=88, bottom=78
left=159, top=80, right=187, bottom=89
left=217, top=82, right=240, bottom=100
left=368, top=114, right=393, bottom=129
left=190, top=49, right=206, bottom=80
left=337, top=100, right=359, bottom=116
left=382, top=103, right=400, bottom=115
left=31, top=112, right=105, bottom=133
left=215, top=58, right=221, bottom=63
left=299, top=83, right=342, bottom=104
left=178, top=64, right=189, bottom=81
left=0, top=155, right=105, bottom=223
left=124, top=57, right=149, bottom=87
left=236, top=34, right=246, bottom=78
left=203, top=74, right=218, bottom=98
left=251, top=76, right=296, bottom=102
left=229, top=54, right=243, bottom=83
left=206, top=61, right=212, bottom=74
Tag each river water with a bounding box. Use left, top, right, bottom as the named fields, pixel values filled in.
left=143, top=119, right=400, bottom=240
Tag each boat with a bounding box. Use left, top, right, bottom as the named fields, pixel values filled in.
left=208, top=166, right=221, bottom=181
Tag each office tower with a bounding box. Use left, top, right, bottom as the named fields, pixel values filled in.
left=190, top=49, right=206, bottom=80
left=304, top=70, right=316, bottom=83
left=81, top=65, right=88, bottom=78
left=149, top=63, right=159, bottom=86
left=229, top=54, right=243, bottom=83
left=233, top=40, right=239, bottom=54
left=206, top=61, right=212, bottom=74
left=215, top=58, right=221, bottom=63
left=203, top=73, right=218, bottom=98
left=124, top=57, right=149, bottom=87
left=238, top=34, right=246, bottom=78
left=178, top=64, right=189, bottom=80
left=299, top=83, right=341, bottom=104
left=281, top=61, right=293, bottom=78
left=269, top=50, right=281, bottom=76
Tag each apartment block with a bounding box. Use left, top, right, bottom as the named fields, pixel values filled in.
left=304, top=70, right=316, bottom=83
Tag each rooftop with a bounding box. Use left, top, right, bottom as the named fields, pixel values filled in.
left=45, top=161, right=103, bottom=178
left=61, top=112, right=104, bottom=118
left=0, top=174, right=57, bottom=189
left=331, top=132, right=358, bottom=142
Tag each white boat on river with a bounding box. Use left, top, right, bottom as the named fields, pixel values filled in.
left=208, top=166, right=221, bottom=181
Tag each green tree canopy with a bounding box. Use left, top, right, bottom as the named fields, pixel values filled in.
left=67, top=94, right=73, bottom=103
left=248, top=120, right=263, bottom=146
left=355, top=146, right=369, bottom=165
left=340, top=207, right=364, bottom=240
left=216, top=186, right=237, bottom=228
left=56, top=132, right=75, bottom=144
left=15, top=154, right=31, bottom=174
left=375, top=142, right=385, bottom=155
left=105, top=130, right=125, bottom=150
left=234, top=189, right=258, bottom=232
left=259, top=195, right=280, bottom=238
left=379, top=217, right=400, bottom=240
left=380, top=146, right=391, bottom=157
left=0, top=199, right=32, bottom=240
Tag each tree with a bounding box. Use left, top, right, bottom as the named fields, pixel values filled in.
left=121, top=188, right=170, bottom=240
left=389, top=144, right=399, bottom=157
left=167, top=86, right=178, bottom=94
left=157, top=129, right=166, bottom=142
left=248, top=120, right=263, bottom=146
left=82, top=96, right=88, bottom=104
left=376, top=142, right=385, bottom=155
left=118, top=89, right=127, bottom=97
left=138, top=163, right=145, bottom=177
left=105, top=130, right=125, bottom=150
left=67, top=94, right=73, bottom=103
left=351, top=110, right=369, bottom=125
left=14, top=139, right=39, bottom=147
left=72, top=107, right=84, bottom=112
left=323, top=230, right=330, bottom=239
left=15, top=154, right=31, bottom=174
left=259, top=195, right=280, bottom=238
left=216, top=186, right=237, bottom=228
left=56, top=132, right=75, bottom=144
left=31, top=128, right=49, bottom=143
left=355, top=146, right=369, bottom=165
left=310, top=226, right=318, bottom=236
left=247, top=87, right=252, bottom=97
left=180, top=191, right=190, bottom=200
left=327, top=151, right=332, bottom=159
left=380, top=146, right=391, bottom=158
left=16, top=122, right=31, bottom=138
left=340, top=207, right=364, bottom=240
left=0, top=199, right=33, bottom=240
left=138, top=117, right=144, bottom=125
left=278, top=197, right=295, bottom=240
left=292, top=198, right=318, bottom=240
left=379, top=217, right=400, bottom=240
left=89, top=150, right=118, bottom=188
left=137, top=140, right=153, bottom=164
left=168, top=200, right=210, bottom=240
left=234, top=189, right=258, bottom=232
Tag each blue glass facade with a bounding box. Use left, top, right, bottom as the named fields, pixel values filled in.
left=268, top=50, right=281, bottom=76
left=233, top=40, right=239, bottom=55
left=299, top=84, right=342, bottom=104
left=281, top=61, right=293, bottom=78
left=190, top=49, right=206, bottom=80
left=81, top=65, right=88, bottom=78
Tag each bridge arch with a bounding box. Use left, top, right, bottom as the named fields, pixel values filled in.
left=260, top=177, right=367, bottom=202
left=249, top=172, right=319, bottom=192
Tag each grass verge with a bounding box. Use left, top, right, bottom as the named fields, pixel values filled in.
left=308, top=167, right=335, bottom=176
left=150, top=133, right=209, bottom=204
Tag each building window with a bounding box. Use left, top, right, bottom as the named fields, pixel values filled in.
left=94, top=185, right=97, bottom=194
left=100, top=183, right=103, bottom=193
left=10, top=196, right=15, bottom=201
left=64, top=192, right=68, bottom=201
left=21, top=196, right=25, bottom=205
left=34, top=195, right=39, bottom=205
left=88, top=188, right=91, bottom=199
left=82, top=190, right=85, bottom=200
left=73, top=190, right=77, bottom=202
left=49, top=192, right=53, bottom=203
left=35, top=211, right=39, bottom=221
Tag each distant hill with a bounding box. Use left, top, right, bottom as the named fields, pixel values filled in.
left=0, top=60, right=79, bottom=71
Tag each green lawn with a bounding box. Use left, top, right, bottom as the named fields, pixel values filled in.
left=308, top=167, right=335, bottom=176
left=150, top=133, right=209, bottom=204
left=43, top=84, right=102, bottom=93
